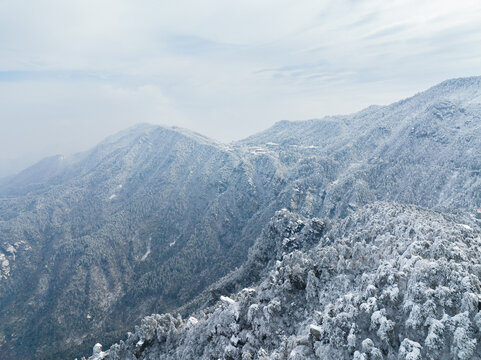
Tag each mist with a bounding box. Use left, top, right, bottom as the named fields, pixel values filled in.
left=1, top=0, right=481, bottom=177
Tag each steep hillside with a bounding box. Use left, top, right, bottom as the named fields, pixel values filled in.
left=0, top=76, right=480, bottom=359
left=0, top=124, right=281, bottom=359
left=90, top=203, right=481, bottom=360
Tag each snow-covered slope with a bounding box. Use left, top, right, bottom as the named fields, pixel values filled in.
left=0, top=76, right=480, bottom=359
left=91, top=203, right=481, bottom=360
left=1, top=124, right=274, bottom=359
left=239, top=76, right=481, bottom=217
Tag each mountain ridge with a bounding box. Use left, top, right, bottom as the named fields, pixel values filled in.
left=5, top=75, right=481, bottom=192
left=0, top=76, right=480, bottom=359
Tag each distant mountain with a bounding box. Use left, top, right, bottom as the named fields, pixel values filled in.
left=91, top=202, right=481, bottom=359
left=0, top=76, right=480, bottom=359
left=241, top=76, right=481, bottom=216
left=0, top=152, right=55, bottom=181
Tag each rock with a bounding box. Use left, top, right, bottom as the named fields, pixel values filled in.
left=309, top=325, right=322, bottom=340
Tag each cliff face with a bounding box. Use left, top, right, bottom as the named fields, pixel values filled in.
left=0, top=77, right=480, bottom=359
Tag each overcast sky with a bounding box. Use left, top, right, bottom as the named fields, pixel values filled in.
left=1, top=0, right=481, bottom=176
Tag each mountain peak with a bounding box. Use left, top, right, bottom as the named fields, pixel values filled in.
left=99, top=123, right=223, bottom=150
left=435, top=75, right=481, bottom=89
left=420, top=75, right=481, bottom=102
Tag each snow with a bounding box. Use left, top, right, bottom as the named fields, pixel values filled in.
left=94, top=203, right=481, bottom=360
left=140, top=238, right=151, bottom=261
left=459, top=224, right=473, bottom=231
left=140, top=249, right=150, bottom=261
left=220, top=295, right=235, bottom=305
left=11, top=76, right=481, bottom=360
left=0, top=253, right=10, bottom=279
left=309, top=324, right=322, bottom=339
left=6, top=245, right=16, bottom=260
left=186, top=317, right=198, bottom=327
left=90, top=343, right=106, bottom=359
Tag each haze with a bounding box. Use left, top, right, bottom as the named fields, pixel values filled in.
left=1, top=0, right=481, bottom=177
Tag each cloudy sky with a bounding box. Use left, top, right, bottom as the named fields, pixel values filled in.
left=1, top=0, right=481, bottom=176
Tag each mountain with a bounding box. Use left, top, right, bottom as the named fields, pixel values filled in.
left=0, top=76, right=480, bottom=359
left=89, top=202, right=481, bottom=360
left=1, top=124, right=276, bottom=359
left=241, top=76, right=481, bottom=216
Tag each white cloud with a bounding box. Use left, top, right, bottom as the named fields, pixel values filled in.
left=0, top=80, right=186, bottom=155
left=0, top=0, right=480, bottom=175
